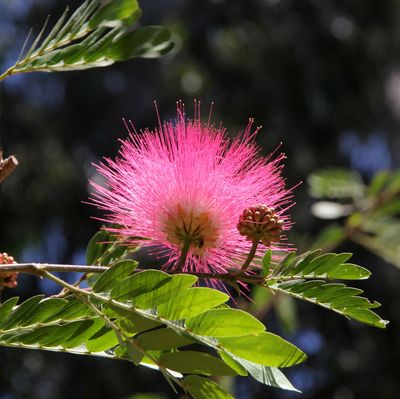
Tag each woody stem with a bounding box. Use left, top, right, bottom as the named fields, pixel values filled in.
left=174, top=238, right=192, bottom=272
left=237, top=236, right=260, bottom=275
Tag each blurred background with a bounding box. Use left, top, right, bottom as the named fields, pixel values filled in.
left=0, top=0, right=399, bottom=398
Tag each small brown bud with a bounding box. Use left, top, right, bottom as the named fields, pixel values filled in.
left=237, top=205, right=284, bottom=246
left=0, top=151, right=18, bottom=183
left=0, top=252, right=18, bottom=289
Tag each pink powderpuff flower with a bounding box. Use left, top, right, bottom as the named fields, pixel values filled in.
left=90, top=102, right=294, bottom=282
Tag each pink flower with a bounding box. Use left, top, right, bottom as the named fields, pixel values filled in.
left=90, top=103, right=293, bottom=280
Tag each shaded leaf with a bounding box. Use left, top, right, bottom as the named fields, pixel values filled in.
left=233, top=357, right=300, bottom=392
left=137, top=328, right=193, bottom=351
left=89, top=0, right=141, bottom=28
left=184, top=375, right=235, bottom=399
left=86, top=229, right=130, bottom=266
left=107, top=26, right=174, bottom=60
left=160, top=351, right=237, bottom=376
left=86, top=327, right=119, bottom=352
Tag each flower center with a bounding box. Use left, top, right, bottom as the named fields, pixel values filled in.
left=162, top=204, right=219, bottom=256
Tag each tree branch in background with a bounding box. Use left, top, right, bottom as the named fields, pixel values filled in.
left=0, top=151, right=18, bottom=183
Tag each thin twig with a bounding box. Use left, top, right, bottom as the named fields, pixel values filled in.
left=0, top=152, right=18, bottom=183
left=0, top=263, right=108, bottom=274
left=0, top=262, right=267, bottom=285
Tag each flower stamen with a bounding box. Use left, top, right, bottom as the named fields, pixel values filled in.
left=162, top=204, right=220, bottom=264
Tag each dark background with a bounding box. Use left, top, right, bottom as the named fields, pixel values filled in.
left=0, top=1, right=399, bottom=398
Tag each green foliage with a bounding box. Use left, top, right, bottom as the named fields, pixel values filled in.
left=231, top=357, right=300, bottom=393
left=185, top=309, right=265, bottom=337
left=183, top=375, right=235, bottom=399
left=309, top=168, right=400, bottom=269
left=0, top=233, right=389, bottom=397
left=308, top=169, right=365, bottom=200
left=0, top=0, right=173, bottom=81
left=86, top=229, right=133, bottom=265
left=0, top=266, right=305, bottom=397
left=267, top=251, right=388, bottom=328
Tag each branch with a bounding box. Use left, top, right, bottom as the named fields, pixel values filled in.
left=0, top=263, right=266, bottom=285
left=0, top=152, right=18, bottom=183
left=0, top=263, right=108, bottom=274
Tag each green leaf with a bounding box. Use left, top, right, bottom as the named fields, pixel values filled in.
left=269, top=279, right=388, bottom=328
left=0, top=0, right=173, bottom=81
left=86, top=327, right=119, bottom=352
left=186, top=308, right=265, bottom=337
left=308, top=169, right=365, bottom=199
left=106, top=26, right=174, bottom=60
left=45, top=296, right=93, bottom=322
left=184, top=375, right=235, bottom=399
left=366, top=170, right=391, bottom=196
left=93, top=259, right=137, bottom=292
left=0, top=297, right=19, bottom=324
left=0, top=295, right=44, bottom=330
left=160, top=351, right=237, bottom=376
left=262, top=249, right=272, bottom=276
left=137, top=328, right=193, bottom=351
left=157, top=288, right=229, bottom=320
left=218, top=352, right=248, bottom=376
left=86, top=230, right=108, bottom=265
left=232, top=357, right=300, bottom=392
left=352, top=216, right=400, bottom=270
left=107, top=270, right=197, bottom=310
left=12, top=319, right=102, bottom=348
left=86, top=229, right=130, bottom=266
left=0, top=268, right=326, bottom=394
left=218, top=332, right=307, bottom=367
left=116, top=312, right=162, bottom=335
left=110, top=270, right=171, bottom=302
left=21, top=298, right=68, bottom=326
left=132, top=274, right=198, bottom=309
left=89, top=0, right=141, bottom=28
left=271, top=250, right=370, bottom=280
left=385, top=170, right=400, bottom=194
left=325, top=263, right=370, bottom=280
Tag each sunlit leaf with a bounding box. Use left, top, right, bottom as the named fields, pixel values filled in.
left=186, top=308, right=265, bottom=337
left=0, top=0, right=173, bottom=81
left=218, top=332, right=307, bottom=367
left=232, top=357, right=300, bottom=392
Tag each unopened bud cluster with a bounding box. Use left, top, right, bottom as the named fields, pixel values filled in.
left=0, top=252, right=18, bottom=288
left=237, top=205, right=284, bottom=246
